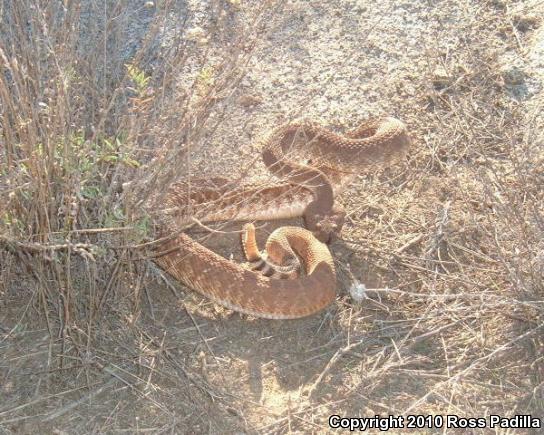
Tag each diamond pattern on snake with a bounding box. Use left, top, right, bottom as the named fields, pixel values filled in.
left=151, top=117, right=410, bottom=319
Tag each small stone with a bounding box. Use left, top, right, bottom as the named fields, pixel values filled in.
left=186, top=26, right=206, bottom=42
left=500, top=66, right=526, bottom=85
left=238, top=94, right=263, bottom=108
left=432, top=65, right=451, bottom=88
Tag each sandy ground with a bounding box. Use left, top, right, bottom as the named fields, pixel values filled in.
left=1, top=0, right=543, bottom=433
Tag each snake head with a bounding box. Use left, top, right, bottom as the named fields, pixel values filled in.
left=312, top=215, right=343, bottom=243
left=316, top=220, right=337, bottom=231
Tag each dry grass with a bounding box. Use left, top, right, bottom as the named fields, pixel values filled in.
left=1, top=0, right=543, bottom=433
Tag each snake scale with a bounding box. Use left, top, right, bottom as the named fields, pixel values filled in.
left=152, top=117, right=410, bottom=319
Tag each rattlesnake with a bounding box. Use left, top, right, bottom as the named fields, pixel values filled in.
left=152, top=117, right=410, bottom=319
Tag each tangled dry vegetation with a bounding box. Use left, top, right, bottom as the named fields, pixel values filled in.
left=1, top=0, right=543, bottom=433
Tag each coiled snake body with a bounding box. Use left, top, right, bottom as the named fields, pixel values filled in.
left=153, top=117, right=410, bottom=319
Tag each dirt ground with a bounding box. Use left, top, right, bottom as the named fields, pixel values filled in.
left=1, top=0, right=543, bottom=433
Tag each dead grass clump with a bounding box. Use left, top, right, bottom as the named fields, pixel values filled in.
left=0, top=0, right=275, bottom=429
left=0, top=0, right=272, bottom=318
